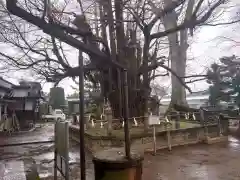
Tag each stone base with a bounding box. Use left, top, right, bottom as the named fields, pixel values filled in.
left=205, top=136, right=228, bottom=144
left=93, top=148, right=143, bottom=180
left=69, top=124, right=229, bottom=154
left=142, top=140, right=201, bottom=153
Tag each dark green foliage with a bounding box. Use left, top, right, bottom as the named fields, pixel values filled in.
left=67, top=92, right=78, bottom=99
left=49, top=87, right=65, bottom=109
left=86, top=104, right=102, bottom=119
left=207, top=55, right=240, bottom=107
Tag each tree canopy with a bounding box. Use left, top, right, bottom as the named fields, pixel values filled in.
left=1, top=0, right=239, bottom=120
left=207, top=55, right=240, bottom=108
left=49, top=87, right=66, bottom=109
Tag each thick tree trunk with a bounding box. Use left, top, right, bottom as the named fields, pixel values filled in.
left=164, top=24, right=188, bottom=107
left=142, top=34, right=151, bottom=130
left=162, top=0, right=189, bottom=109
left=114, top=0, right=125, bottom=118
left=99, top=0, right=150, bottom=128
left=108, top=86, right=145, bottom=119
left=169, top=38, right=188, bottom=106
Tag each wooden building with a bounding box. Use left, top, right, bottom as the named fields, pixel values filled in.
left=67, top=92, right=90, bottom=115
left=0, top=78, right=43, bottom=129
left=159, top=90, right=209, bottom=114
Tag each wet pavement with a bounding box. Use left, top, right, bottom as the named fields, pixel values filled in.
left=0, top=161, right=26, bottom=180
left=1, top=123, right=240, bottom=179
left=0, top=124, right=53, bottom=146
left=0, top=123, right=93, bottom=180
left=143, top=137, right=240, bottom=180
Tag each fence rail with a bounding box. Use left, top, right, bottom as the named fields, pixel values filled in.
left=71, top=109, right=232, bottom=129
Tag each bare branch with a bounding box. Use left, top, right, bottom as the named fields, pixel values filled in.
left=185, top=77, right=207, bottom=83
left=183, top=74, right=207, bottom=78
left=6, top=0, right=125, bottom=69
left=150, top=0, right=225, bottom=39
left=126, top=7, right=145, bottom=31
left=51, top=36, right=70, bottom=69
left=148, top=0, right=186, bottom=29
left=200, top=19, right=240, bottom=26
left=159, top=63, right=192, bottom=93
left=149, top=73, right=169, bottom=81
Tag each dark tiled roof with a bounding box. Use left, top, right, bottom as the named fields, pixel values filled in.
left=0, top=79, right=43, bottom=99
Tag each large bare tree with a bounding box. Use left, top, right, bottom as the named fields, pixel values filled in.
left=149, top=0, right=240, bottom=109
left=0, top=0, right=237, bottom=128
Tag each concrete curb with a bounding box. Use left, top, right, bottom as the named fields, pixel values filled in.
left=13, top=127, right=37, bottom=134
left=0, top=140, right=54, bottom=147
left=205, top=136, right=228, bottom=144
left=0, top=125, right=39, bottom=136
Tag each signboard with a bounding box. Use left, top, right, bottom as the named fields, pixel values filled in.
left=54, top=121, right=69, bottom=180
left=148, top=115, right=160, bottom=125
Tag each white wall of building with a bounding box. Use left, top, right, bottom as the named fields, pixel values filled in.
left=159, top=94, right=209, bottom=113
left=25, top=101, right=34, bottom=110
left=12, top=89, right=28, bottom=97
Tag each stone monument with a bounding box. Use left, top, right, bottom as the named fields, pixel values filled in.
left=104, top=100, right=113, bottom=135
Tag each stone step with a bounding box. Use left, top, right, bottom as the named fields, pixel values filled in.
left=205, top=136, right=228, bottom=144
left=0, top=160, right=40, bottom=180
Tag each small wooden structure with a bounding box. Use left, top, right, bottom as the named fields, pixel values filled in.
left=67, top=97, right=90, bottom=115
left=0, top=79, right=43, bottom=130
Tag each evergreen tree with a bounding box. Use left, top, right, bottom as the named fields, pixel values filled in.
left=49, top=87, right=66, bottom=109
left=207, top=55, right=240, bottom=108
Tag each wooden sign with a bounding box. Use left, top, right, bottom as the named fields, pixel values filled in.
left=148, top=115, right=160, bottom=125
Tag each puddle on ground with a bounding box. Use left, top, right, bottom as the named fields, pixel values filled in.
left=228, top=136, right=240, bottom=149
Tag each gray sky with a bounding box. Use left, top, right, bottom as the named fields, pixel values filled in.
left=2, top=0, right=240, bottom=96
left=3, top=22, right=239, bottom=96
left=152, top=21, right=240, bottom=95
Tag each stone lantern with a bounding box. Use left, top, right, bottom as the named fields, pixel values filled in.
left=72, top=113, right=77, bottom=125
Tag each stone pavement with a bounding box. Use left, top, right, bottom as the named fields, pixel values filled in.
left=0, top=123, right=53, bottom=179
left=2, top=123, right=240, bottom=179
left=0, top=123, right=85, bottom=179
left=0, top=123, right=54, bottom=146
left=0, top=160, right=39, bottom=180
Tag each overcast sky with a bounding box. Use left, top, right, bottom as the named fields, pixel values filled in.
left=151, top=21, right=240, bottom=95
left=4, top=22, right=237, bottom=96
left=2, top=1, right=240, bottom=96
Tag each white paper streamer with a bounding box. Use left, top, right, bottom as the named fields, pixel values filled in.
left=91, top=119, right=95, bottom=127
left=133, top=117, right=138, bottom=126
left=193, top=113, right=196, bottom=120
left=122, top=121, right=125, bottom=127
left=165, top=116, right=169, bottom=122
